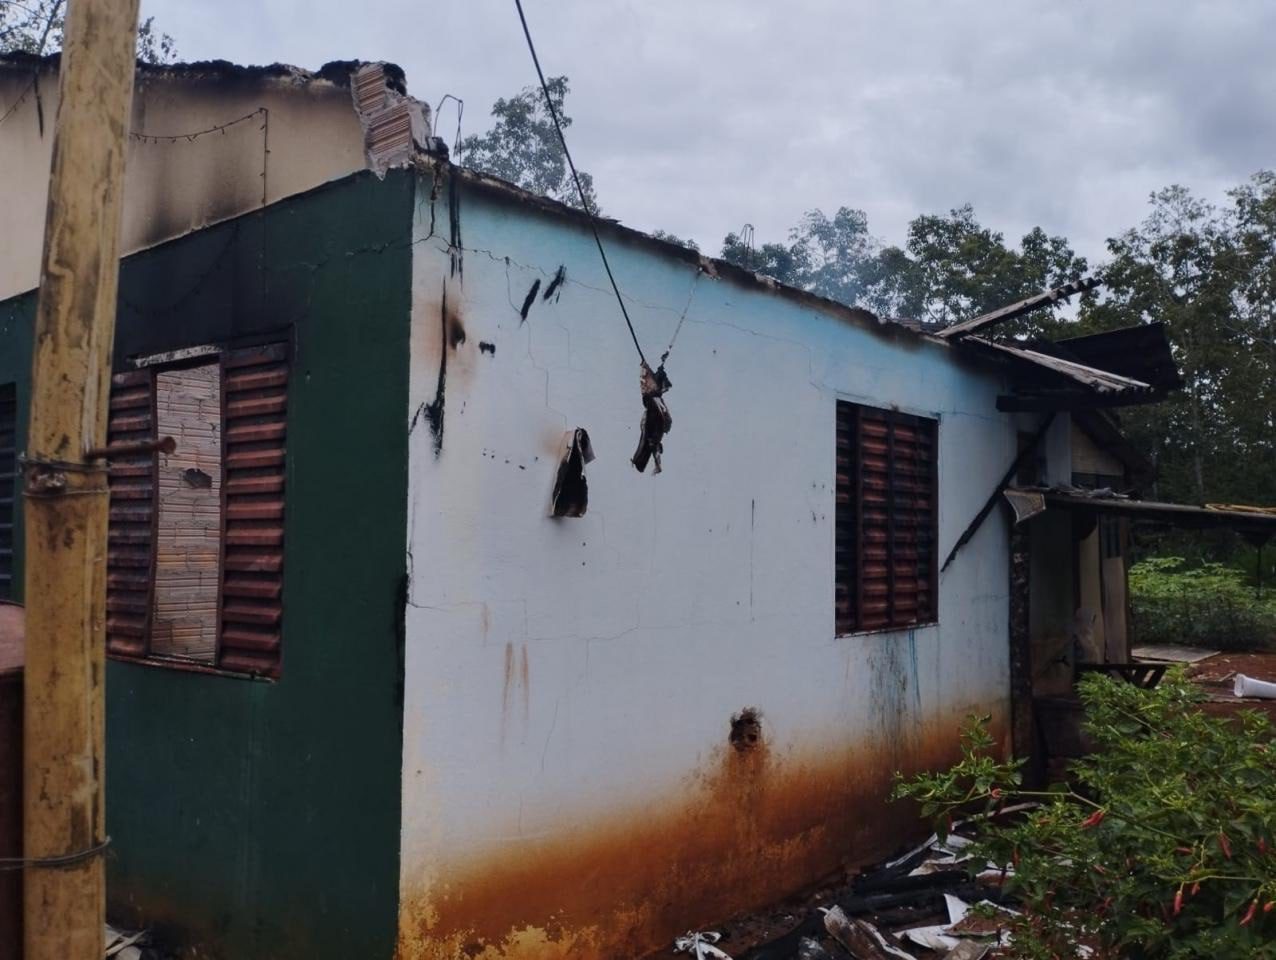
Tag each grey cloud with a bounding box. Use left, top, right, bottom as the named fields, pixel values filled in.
left=145, top=0, right=1276, bottom=263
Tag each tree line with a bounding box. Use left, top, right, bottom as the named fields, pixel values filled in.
left=1, top=0, right=175, bottom=62
left=462, top=78, right=1275, bottom=514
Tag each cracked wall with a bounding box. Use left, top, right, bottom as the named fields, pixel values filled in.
left=400, top=169, right=1018, bottom=960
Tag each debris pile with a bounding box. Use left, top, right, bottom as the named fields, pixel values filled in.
left=671, top=808, right=1040, bottom=960
left=105, top=924, right=168, bottom=960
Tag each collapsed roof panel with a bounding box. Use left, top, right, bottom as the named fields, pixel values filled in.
left=935, top=277, right=1102, bottom=340
left=1005, top=487, right=1276, bottom=537
left=963, top=337, right=1162, bottom=411
left=1052, top=322, right=1183, bottom=392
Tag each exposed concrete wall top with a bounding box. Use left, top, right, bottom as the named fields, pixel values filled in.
left=0, top=56, right=424, bottom=300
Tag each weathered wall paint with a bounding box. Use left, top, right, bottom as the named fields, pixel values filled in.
left=0, top=171, right=414, bottom=959
left=399, top=170, right=1019, bottom=959
left=0, top=61, right=370, bottom=301
left=1070, top=421, right=1124, bottom=479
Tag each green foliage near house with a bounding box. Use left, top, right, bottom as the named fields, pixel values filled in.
left=1078, top=179, right=1276, bottom=509
left=894, top=672, right=1276, bottom=959
left=459, top=75, right=600, bottom=213
left=723, top=205, right=1089, bottom=339
left=1129, top=556, right=1276, bottom=651
left=0, top=0, right=176, bottom=62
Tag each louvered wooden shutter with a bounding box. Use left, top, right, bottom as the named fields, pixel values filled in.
left=106, top=370, right=158, bottom=656
left=0, top=385, right=15, bottom=599
left=834, top=402, right=857, bottom=635
left=836, top=402, right=938, bottom=633
left=217, top=344, right=288, bottom=677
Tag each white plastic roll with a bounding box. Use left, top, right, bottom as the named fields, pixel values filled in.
left=1233, top=673, right=1276, bottom=699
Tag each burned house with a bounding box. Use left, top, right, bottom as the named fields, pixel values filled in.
left=0, top=53, right=1222, bottom=960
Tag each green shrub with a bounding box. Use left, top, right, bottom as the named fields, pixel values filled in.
left=894, top=672, right=1276, bottom=959
left=1129, top=556, right=1276, bottom=650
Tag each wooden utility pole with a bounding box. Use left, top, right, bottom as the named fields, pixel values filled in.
left=23, top=0, right=139, bottom=957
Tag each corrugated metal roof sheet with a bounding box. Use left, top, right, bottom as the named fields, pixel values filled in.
left=966, top=337, right=1157, bottom=397
left=1007, top=487, right=1276, bottom=535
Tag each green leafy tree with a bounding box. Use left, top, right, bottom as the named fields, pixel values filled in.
left=0, top=0, right=63, bottom=55
left=719, top=204, right=1086, bottom=337
left=1130, top=556, right=1276, bottom=650
left=895, top=672, right=1276, bottom=959
left=0, top=0, right=175, bottom=62
left=460, top=75, right=600, bottom=213
left=650, top=229, right=699, bottom=252
left=867, top=208, right=1088, bottom=335
left=721, top=227, right=807, bottom=284
left=1078, top=182, right=1273, bottom=506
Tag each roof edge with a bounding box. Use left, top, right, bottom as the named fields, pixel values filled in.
left=448, top=164, right=943, bottom=350
left=0, top=50, right=407, bottom=92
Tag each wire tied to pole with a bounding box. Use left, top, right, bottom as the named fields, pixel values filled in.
left=0, top=837, right=111, bottom=872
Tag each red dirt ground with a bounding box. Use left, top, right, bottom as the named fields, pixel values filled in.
left=1186, top=650, right=1276, bottom=722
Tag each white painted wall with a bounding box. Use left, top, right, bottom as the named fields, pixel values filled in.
left=399, top=173, right=1019, bottom=960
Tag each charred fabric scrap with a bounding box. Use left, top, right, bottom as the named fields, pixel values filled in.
left=632, top=362, right=672, bottom=474
left=519, top=279, right=541, bottom=322
left=519, top=267, right=566, bottom=323
left=551, top=428, right=594, bottom=518
left=543, top=265, right=566, bottom=301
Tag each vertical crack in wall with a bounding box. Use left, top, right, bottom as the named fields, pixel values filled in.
left=411, top=284, right=449, bottom=456
left=448, top=173, right=463, bottom=279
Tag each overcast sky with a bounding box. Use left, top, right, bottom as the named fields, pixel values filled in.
left=144, top=0, right=1276, bottom=264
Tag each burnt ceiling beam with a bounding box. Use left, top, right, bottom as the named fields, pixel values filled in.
left=937, top=276, right=1103, bottom=341
left=996, top=390, right=1162, bottom=413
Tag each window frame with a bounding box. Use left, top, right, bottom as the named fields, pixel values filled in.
left=105, top=340, right=289, bottom=679
left=835, top=400, right=940, bottom=636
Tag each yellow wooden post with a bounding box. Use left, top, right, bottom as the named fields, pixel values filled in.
left=23, top=0, right=139, bottom=956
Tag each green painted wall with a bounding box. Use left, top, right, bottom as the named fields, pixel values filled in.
left=0, top=171, right=414, bottom=959
left=0, top=289, right=33, bottom=604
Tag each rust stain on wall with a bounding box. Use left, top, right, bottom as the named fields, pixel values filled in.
left=499, top=642, right=531, bottom=750
left=397, top=707, right=1006, bottom=960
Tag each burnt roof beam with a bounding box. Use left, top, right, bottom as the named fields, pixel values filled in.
left=936, top=276, right=1103, bottom=341
left=996, top=390, right=1166, bottom=413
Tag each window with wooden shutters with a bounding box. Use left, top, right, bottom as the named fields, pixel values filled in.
left=217, top=344, right=288, bottom=677
left=106, top=371, right=158, bottom=655
left=835, top=402, right=938, bottom=635
left=0, top=384, right=15, bottom=599
left=104, top=343, right=289, bottom=677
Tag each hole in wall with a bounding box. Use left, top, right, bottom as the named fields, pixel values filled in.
left=729, top=707, right=763, bottom=752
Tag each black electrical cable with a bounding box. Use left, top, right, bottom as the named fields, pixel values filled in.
left=512, top=0, right=650, bottom=370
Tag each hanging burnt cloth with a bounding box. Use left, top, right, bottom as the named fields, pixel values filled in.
left=631, top=362, right=672, bottom=474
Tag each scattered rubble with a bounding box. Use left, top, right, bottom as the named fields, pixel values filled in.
left=667, top=806, right=1037, bottom=960
left=674, top=930, right=734, bottom=959
left=105, top=924, right=160, bottom=960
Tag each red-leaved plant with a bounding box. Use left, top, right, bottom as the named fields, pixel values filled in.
left=893, top=670, right=1276, bottom=958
